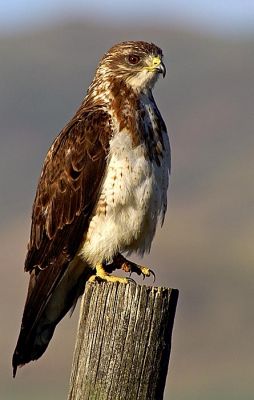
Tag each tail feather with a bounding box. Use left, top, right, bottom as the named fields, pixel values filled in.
left=12, top=257, right=92, bottom=377
left=12, top=323, right=55, bottom=377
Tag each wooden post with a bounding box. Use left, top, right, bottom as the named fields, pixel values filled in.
left=68, top=282, right=178, bottom=400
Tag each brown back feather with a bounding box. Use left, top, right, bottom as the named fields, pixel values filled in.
left=25, top=107, right=111, bottom=270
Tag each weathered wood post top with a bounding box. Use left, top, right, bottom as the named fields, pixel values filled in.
left=68, top=282, right=178, bottom=400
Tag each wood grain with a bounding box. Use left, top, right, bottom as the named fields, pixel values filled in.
left=68, top=282, right=178, bottom=400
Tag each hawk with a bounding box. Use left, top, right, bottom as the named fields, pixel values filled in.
left=12, top=41, right=170, bottom=376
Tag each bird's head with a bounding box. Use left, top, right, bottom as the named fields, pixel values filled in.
left=94, top=41, right=166, bottom=94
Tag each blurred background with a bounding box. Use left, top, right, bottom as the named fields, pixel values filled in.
left=1, top=1, right=254, bottom=399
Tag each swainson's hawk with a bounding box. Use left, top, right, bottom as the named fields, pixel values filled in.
left=12, top=41, right=171, bottom=376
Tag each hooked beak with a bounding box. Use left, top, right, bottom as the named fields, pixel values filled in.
left=156, top=61, right=166, bottom=78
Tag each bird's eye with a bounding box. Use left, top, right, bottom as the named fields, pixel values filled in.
left=128, top=54, right=141, bottom=65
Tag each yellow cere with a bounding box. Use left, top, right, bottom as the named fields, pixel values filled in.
left=152, top=56, right=161, bottom=66
left=144, top=56, right=161, bottom=72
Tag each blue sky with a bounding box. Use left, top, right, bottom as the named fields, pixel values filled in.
left=1, top=0, right=254, bottom=36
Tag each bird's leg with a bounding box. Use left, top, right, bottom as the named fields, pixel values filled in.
left=105, top=253, right=155, bottom=281
left=88, top=262, right=131, bottom=284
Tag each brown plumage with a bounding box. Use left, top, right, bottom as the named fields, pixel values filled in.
left=12, top=108, right=111, bottom=376
left=12, top=41, right=170, bottom=376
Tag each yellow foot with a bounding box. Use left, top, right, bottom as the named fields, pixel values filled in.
left=105, top=254, right=156, bottom=281
left=88, top=263, right=132, bottom=284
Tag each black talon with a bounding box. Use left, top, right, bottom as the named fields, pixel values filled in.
left=150, top=269, right=156, bottom=282
left=127, top=277, right=136, bottom=284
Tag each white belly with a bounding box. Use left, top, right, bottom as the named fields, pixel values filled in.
left=79, top=131, right=170, bottom=266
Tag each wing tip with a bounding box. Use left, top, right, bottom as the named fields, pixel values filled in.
left=12, top=364, right=17, bottom=378
left=12, top=352, right=20, bottom=378
left=12, top=349, right=28, bottom=378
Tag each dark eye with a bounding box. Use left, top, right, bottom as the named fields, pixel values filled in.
left=128, top=54, right=141, bottom=65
